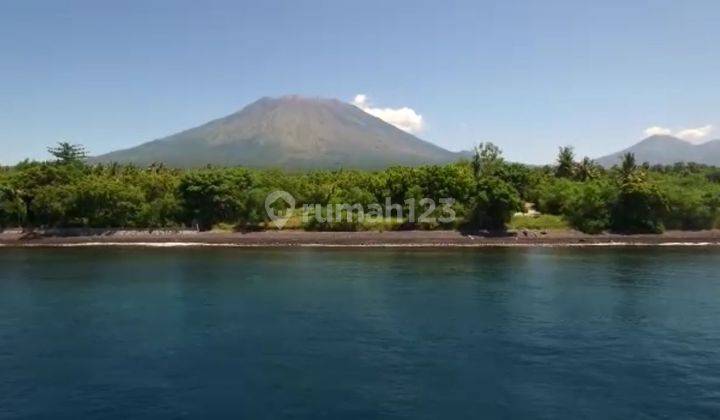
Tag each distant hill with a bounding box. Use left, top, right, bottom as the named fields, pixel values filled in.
left=596, top=135, right=720, bottom=167
left=92, top=95, right=463, bottom=169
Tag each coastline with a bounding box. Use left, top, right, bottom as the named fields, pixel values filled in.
left=2, top=229, right=720, bottom=248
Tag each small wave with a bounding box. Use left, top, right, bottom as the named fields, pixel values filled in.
left=658, top=242, right=716, bottom=246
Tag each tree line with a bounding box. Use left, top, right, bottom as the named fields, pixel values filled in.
left=1, top=142, right=719, bottom=233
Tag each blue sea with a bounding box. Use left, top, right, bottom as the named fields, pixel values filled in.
left=1, top=247, right=719, bottom=419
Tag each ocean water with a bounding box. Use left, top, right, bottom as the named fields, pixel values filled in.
left=1, top=247, right=719, bottom=419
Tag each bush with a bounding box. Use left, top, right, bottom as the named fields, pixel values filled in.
left=237, top=187, right=275, bottom=228
left=563, top=181, right=616, bottom=233
left=662, top=187, right=720, bottom=230
left=535, top=178, right=580, bottom=215
left=611, top=174, right=667, bottom=233
left=0, top=182, right=25, bottom=227
left=467, top=176, right=522, bottom=230
left=31, top=184, right=77, bottom=227
left=137, top=193, right=182, bottom=229
left=72, top=177, right=145, bottom=227
left=177, top=170, right=251, bottom=230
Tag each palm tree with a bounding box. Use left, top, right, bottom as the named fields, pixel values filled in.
left=620, top=153, right=637, bottom=179
left=575, top=157, right=599, bottom=181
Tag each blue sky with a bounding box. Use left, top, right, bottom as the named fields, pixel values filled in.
left=1, top=0, right=719, bottom=165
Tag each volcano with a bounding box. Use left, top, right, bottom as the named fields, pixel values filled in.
left=92, top=95, right=462, bottom=169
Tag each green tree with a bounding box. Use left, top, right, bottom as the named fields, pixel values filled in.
left=382, top=166, right=419, bottom=208
left=467, top=144, right=521, bottom=230
left=72, top=177, right=145, bottom=227
left=472, top=142, right=503, bottom=178
left=619, top=153, right=637, bottom=179
left=502, top=163, right=534, bottom=200
left=177, top=169, right=253, bottom=230
left=0, top=181, right=25, bottom=227
left=31, top=184, right=77, bottom=226
left=611, top=171, right=667, bottom=233
left=661, top=184, right=720, bottom=230
left=555, top=146, right=576, bottom=178
left=468, top=176, right=522, bottom=230
left=563, top=181, right=616, bottom=233
left=575, top=157, right=600, bottom=181
left=137, top=194, right=182, bottom=228
left=9, top=163, right=82, bottom=226
left=535, top=178, right=580, bottom=215
left=48, top=142, right=88, bottom=164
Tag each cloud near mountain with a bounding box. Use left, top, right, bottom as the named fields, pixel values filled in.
left=643, top=125, right=714, bottom=144
left=351, top=94, right=424, bottom=134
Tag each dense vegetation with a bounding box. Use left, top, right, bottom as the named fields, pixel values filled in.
left=1, top=142, right=719, bottom=233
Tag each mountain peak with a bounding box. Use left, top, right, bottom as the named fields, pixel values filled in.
left=277, top=94, right=329, bottom=102
left=641, top=134, right=685, bottom=143
left=596, top=135, right=720, bottom=167
left=254, top=95, right=343, bottom=106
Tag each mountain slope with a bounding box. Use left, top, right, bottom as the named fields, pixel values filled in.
left=92, top=96, right=461, bottom=169
left=596, top=135, right=720, bottom=167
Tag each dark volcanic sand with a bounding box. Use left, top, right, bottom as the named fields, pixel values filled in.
left=2, top=229, right=720, bottom=247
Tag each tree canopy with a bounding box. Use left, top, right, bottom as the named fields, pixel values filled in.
left=47, top=142, right=88, bottom=164
left=1, top=142, right=718, bottom=233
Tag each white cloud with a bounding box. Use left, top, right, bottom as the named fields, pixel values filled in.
left=643, top=126, right=672, bottom=137
left=353, top=94, right=367, bottom=105
left=676, top=125, right=713, bottom=143
left=352, top=94, right=424, bottom=134
left=643, top=124, right=714, bottom=144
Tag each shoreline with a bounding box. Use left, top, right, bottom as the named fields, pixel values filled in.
left=2, top=229, right=720, bottom=248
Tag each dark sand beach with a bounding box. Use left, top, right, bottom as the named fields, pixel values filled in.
left=2, top=228, right=720, bottom=247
